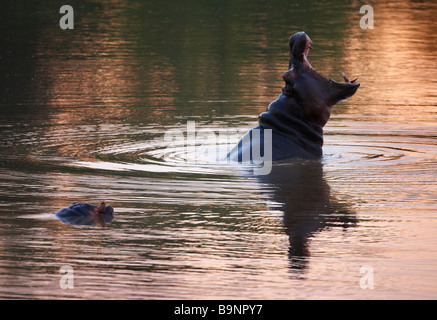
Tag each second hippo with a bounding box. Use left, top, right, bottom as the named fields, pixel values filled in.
left=55, top=202, right=114, bottom=226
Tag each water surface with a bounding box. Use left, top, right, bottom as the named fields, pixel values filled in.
left=0, top=0, right=436, bottom=299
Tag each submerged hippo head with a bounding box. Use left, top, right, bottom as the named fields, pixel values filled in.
left=55, top=202, right=114, bottom=226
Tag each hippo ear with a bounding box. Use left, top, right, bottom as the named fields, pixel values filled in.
left=96, top=202, right=106, bottom=214
left=327, top=80, right=360, bottom=106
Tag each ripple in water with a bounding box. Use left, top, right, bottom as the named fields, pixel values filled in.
left=62, top=122, right=436, bottom=177
left=71, top=141, right=245, bottom=175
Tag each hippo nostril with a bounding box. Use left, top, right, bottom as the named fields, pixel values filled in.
left=282, top=70, right=293, bottom=83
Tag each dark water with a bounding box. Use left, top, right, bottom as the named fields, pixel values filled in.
left=1, top=0, right=436, bottom=299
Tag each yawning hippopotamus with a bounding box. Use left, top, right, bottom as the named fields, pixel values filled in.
left=55, top=202, right=114, bottom=226
left=228, top=32, right=360, bottom=163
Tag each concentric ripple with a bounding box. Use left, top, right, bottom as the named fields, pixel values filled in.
left=59, top=120, right=437, bottom=176
left=70, top=134, right=249, bottom=176
left=13, top=118, right=433, bottom=179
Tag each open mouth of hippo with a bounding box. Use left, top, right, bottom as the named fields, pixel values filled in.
left=282, top=36, right=313, bottom=95
left=304, top=38, right=312, bottom=60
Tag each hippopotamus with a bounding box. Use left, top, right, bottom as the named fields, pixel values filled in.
left=228, top=31, right=360, bottom=163
left=55, top=202, right=114, bottom=226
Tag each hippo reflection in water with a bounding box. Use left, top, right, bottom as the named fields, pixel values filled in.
left=258, top=160, right=357, bottom=273
left=55, top=202, right=114, bottom=226
left=228, top=31, right=360, bottom=165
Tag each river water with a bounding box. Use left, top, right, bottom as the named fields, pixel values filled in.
left=0, top=0, right=436, bottom=299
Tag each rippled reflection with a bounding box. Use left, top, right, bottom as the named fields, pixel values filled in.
left=341, top=0, right=437, bottom=120
left=261, top=161, right=357, bottom=270
left=259, top=160, right=357, bottom=273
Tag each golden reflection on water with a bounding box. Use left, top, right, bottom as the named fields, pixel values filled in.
left=343, top=1, right=437, bottom=119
